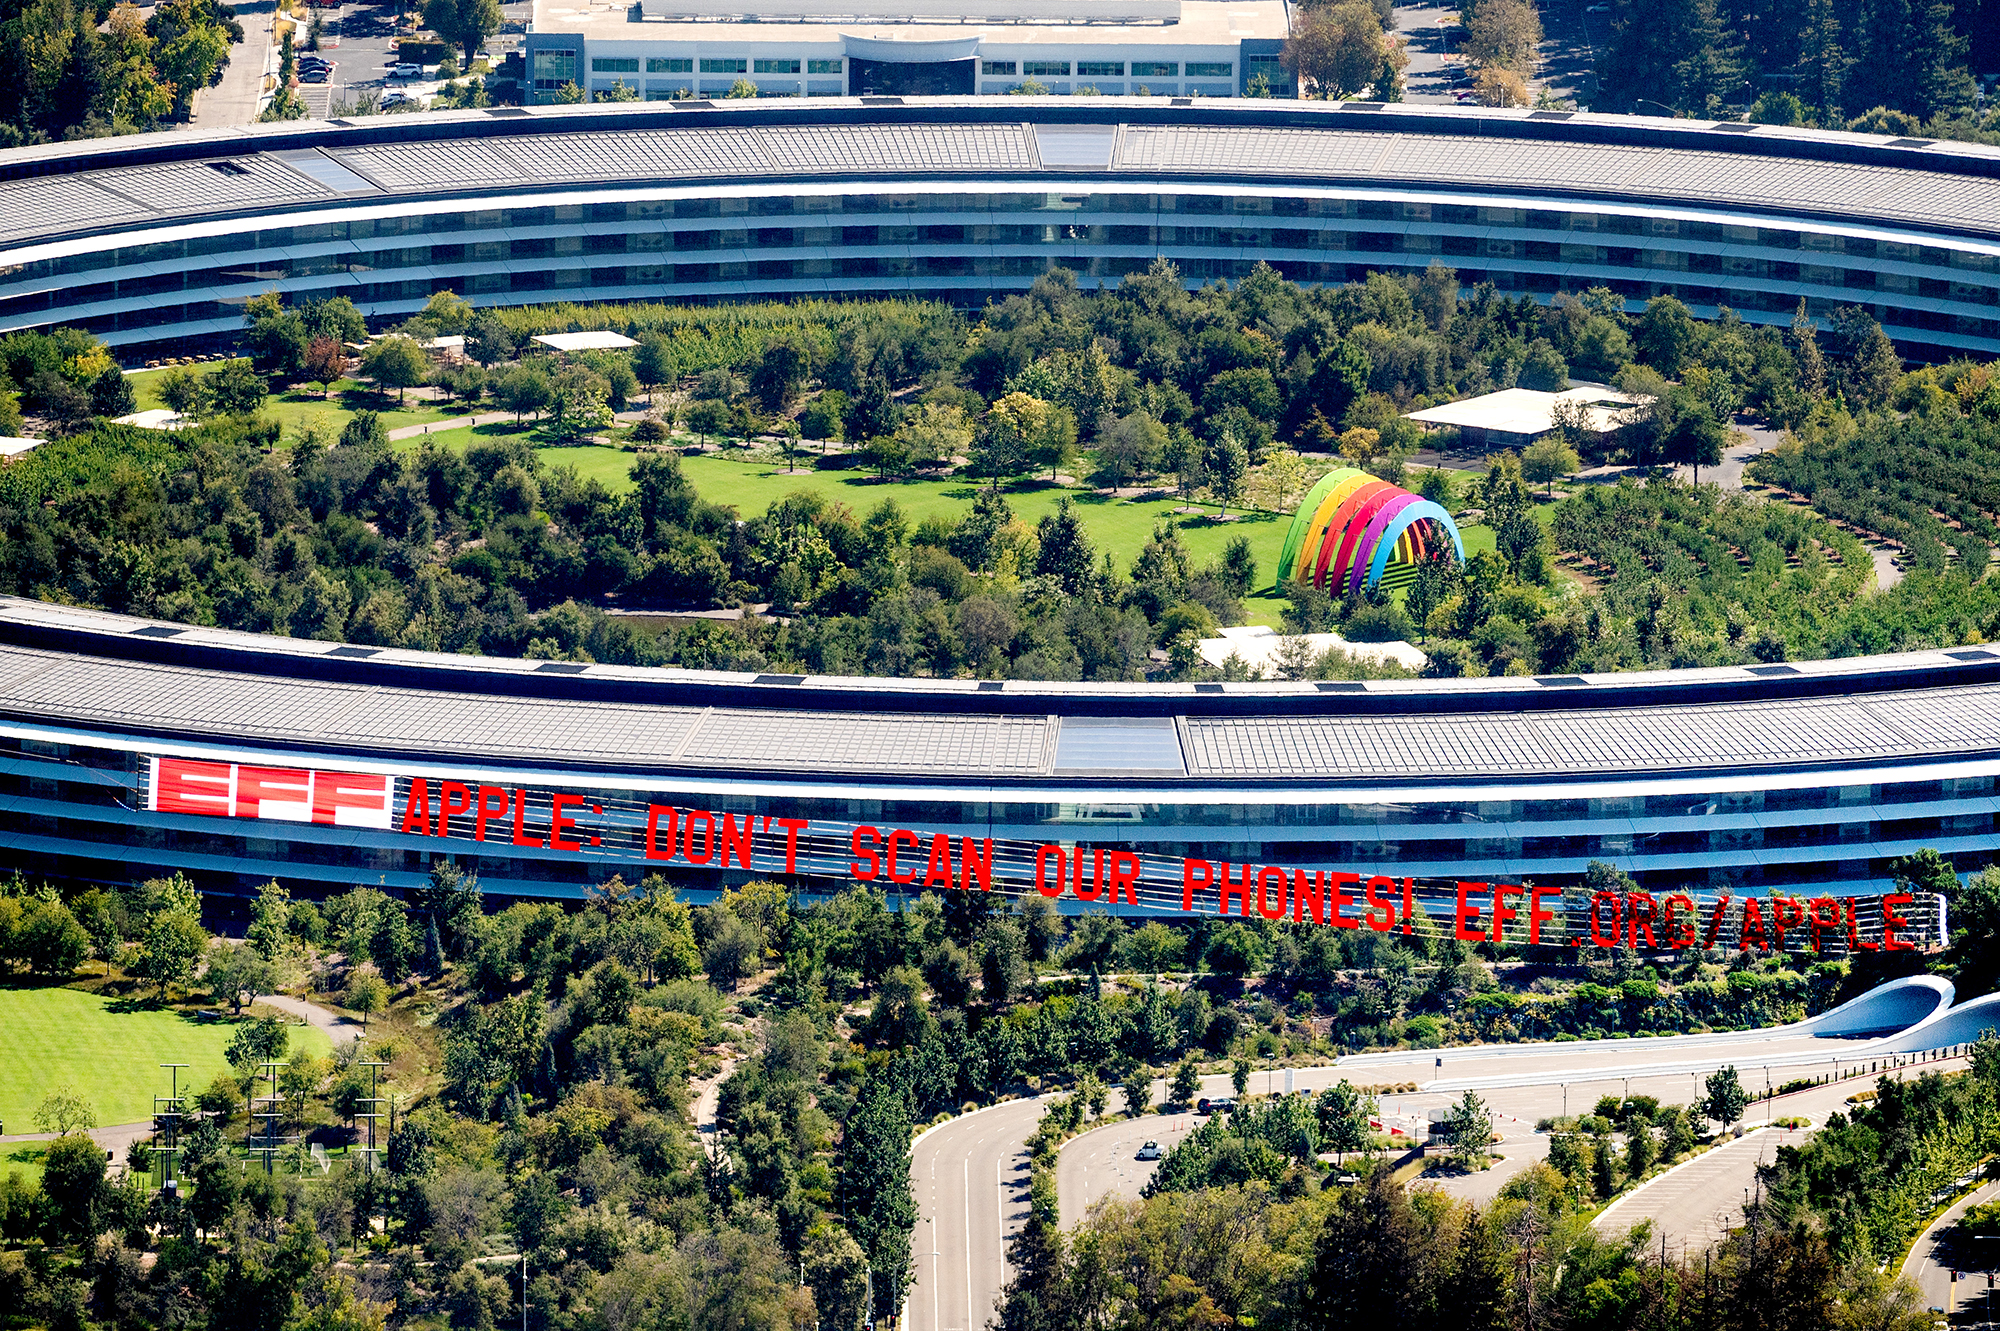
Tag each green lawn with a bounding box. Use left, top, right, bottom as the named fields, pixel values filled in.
left=540, top=447, right=1298, bottom=612
left=127, top=366, right=464, bottom=438
left=0, top=986, right=331, bottom=1138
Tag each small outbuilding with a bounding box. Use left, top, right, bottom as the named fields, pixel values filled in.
left=1403, top=382, right=1649, bottom=450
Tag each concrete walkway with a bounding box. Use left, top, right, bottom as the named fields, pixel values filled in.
left=261, top=993, right=365, bottom=1049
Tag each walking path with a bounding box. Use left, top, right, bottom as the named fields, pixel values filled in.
left=261, top=993, right=365, bottom=1049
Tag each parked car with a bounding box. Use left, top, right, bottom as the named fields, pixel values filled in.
left=391, top=62, right=422, bottom=77
left=1136, top=1141, right=1161, bottom=1161
left=1208, top=1097, right=1236, bottom=1115
left=380, top=91, right=412, bottom=106
left=301, top=68, right=330, bottom=81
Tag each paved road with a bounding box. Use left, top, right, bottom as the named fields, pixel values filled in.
left=1596, top=1053, right=1968, bottom=1251
left=1391, top=0, right=1467, bottom=105
left=186, top=0, right=277, bottom=127
left=1904, top=1174, right=2000, bottom=1315
left=908, top=1096, right=1049, bottom=1331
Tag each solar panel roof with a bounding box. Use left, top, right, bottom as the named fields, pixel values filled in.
left=8, top=634, right=2000, bottom=784
left=2, top=104, right=1998, bottom=253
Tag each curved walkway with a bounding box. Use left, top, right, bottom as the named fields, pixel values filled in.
left=261, top=993, right=365, bottom=1049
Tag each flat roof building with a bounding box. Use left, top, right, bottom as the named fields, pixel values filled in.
left=525, top=0, right=1292, bottom=101
left=1405, top=383, right=1649, bottom=451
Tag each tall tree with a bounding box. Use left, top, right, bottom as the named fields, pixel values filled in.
left=837, top=1075, right=916, bottom=1323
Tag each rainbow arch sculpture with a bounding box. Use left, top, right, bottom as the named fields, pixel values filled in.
left=1275, top=468, right=1466, bottom=594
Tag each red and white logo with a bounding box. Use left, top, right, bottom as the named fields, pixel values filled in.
left=147, top=755, right=392, bottom=829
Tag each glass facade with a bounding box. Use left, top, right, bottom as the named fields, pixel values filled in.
left=6, top=182, right=1996, bottom=358
left=5, top=726, right=1996, bottom=908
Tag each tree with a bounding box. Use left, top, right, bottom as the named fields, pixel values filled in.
left=205, top=940, right=275, bottom=1013
left=1634, top=295, right=1698, bottom=376
left=1704, top=1065, right=1749, bottom=1128
left=973, top=392, right=1054, bottom=489
left=1170, top=1058, right=1201, bottom=1106
left=204, top=359, right=269, bottom=415
left=303, top=336, right=350, bottom=390
left=1281, top=0, right=1387, bottom=98
left=1034, top=497, right=1099, bottom=598
left=495, top=364, right=552, bottom=422
left=245, top=879, right=291, bottom=959
left=1123, top=922, right=1182, bottom=975
left=838, top=1076, right=916, bottom=1322
left=158, top=365, right=206, bottom=416
left=421, top=0, right=501, bottom=60
left=134, top=904, right=209, bottom=997
left=863, top=431, right=913, bottom=481
left=1465, top=0, right=1542, bottom=72
left=1122, top=1066, right=1153, bottom=1117
left=346, top=966, right=389, bottom=1028
left=1317, top=1080, right=1373, bottom=1161
left=35, top=1085, right=96, bottom=1135
left=153, top=14, right=230, bottom=119
left=895, top=401, right=973, bottom=472
left=1099, top=410, right=1164, bottom=487
left=1231, top=1055, right=1251, bottom=1097
left=361, top=335, right=428, bottom=402
left=41, top=1132, right=107, bottom=1240
left=419, top=289, right=474, bottom=335
left=1474, top=64, right=1530, bottom=106
left=1521, top=435, right=1579, bottom=498
left=703, top=910, right=762, bottom=990
left=1660, top=393, right=1726, bottom=485
left=1443, top=1089, right=1493, bottom=1169
left=74, top=889, right=120, bottom=975
left=1208, top=427, right=1249, bottom=518
left=226, top=1014, right=291, bottom=1073
left=467, top=311, right=516, bottom=367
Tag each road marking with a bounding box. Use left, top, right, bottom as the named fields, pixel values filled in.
left=965, top=1157, right=973, bottom=1331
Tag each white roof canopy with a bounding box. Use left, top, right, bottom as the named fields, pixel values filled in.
left=1404, top=383, right=1650, bottom=438
left=532, top=331, right=639, bottom=352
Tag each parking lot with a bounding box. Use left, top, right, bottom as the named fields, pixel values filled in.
left=294, top=0, right=530, bottom=116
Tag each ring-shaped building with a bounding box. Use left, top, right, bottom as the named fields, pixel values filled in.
left=0, top=99, right=1997, bottom=358
left=0, top=595, right=1991, bottom=943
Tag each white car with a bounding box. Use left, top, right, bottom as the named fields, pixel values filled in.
left=390, top=62, right=422, bottom=78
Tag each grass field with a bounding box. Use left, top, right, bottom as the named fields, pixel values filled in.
left=537, top=446, right=1304, bottom=622
left=127, top=366, right=464, bottom=438
left=0, top=986, right=332, bottom=1140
